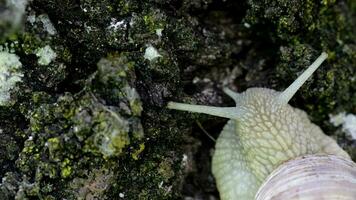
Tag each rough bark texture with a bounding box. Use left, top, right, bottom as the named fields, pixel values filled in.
left=0, top=0, right=355, bottom=199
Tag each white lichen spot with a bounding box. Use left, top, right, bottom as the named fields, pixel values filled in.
left=244, top=22, right=251, bottom=28
left=0, top=51, right=23, bottom=105
left=84, top=23, right=93, bottom=33
left=129, top=15, right=135, bottom=27
left=182, top=154, right=188, bottom=167
left=27, top=14, right=36, bottom=25
left=119, top=193, right=125, bottom=198
left=343, top=114, right=356, bottom=140
left=144, top=45, right=162, bottom=61
left=35, top=45, right=57, bottom=65
left=108, top=18, right=126, bottom=31
left=330, top=112, right=356, bottom=140
left=329, top=112, right=346, bottom=126
left=96, top=109, right=130, bottom=157
left=38, top=14, right=57, bottom=35
left=156, top=28, right=163, bottom=37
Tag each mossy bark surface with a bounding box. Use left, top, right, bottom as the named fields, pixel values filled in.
left=0, top=0, right=355, bottom=199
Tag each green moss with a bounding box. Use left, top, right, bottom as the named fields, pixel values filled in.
left=0, top=116, right=22, bottom=176
left=158, top=159, right=175, bottom=182
left=1, top=0, right=184, bottom=199
left=321, top=0, right=336, bottom=6
left=143, top=11, right=166, bottom=33
left=1, top=51, right=148, bottom=198
left=47, top=137, right=60, bottom=160
left=61, top=158, right=73, bottom=178
left=132, top=143, right=145, bottom=160
left=21, top=33, right=44, bottom=55
left=90, top=106, right=131, bottom=157
left=70, top=168, right=114, bottom=199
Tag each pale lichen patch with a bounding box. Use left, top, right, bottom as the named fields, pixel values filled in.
left=0, top=51, right=23, bottom=105
left=35, top=45, right=57, bottom=65
left=155, top=28, right=163, bottom=37
left=330, top=112, right=356, bottom=140
left=144, top=45, right=162, bottom=61
left=38, top=14, right=57, bottom=35
left=343, top=114, right=356, bottom=140
left=107, top=18, right=126, bottom=31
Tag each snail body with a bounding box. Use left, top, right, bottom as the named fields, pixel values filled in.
left=168, top=53, right=355, bottom=199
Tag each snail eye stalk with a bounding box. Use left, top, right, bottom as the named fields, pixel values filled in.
left=276, top=52, right=328, bottom=105
left=167, top=102, right=242, bottom=119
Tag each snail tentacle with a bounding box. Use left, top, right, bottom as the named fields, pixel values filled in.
left=276, top=52, right=328, bottom=105
left=223, top=87, right=241, bottom=103
left=167, top=102, right=243, bottom=119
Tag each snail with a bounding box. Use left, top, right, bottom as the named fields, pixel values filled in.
left=167, top=52, right=356, bottom=200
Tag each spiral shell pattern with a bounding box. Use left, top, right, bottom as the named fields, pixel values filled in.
left=255, top=155, right=356, bottom=200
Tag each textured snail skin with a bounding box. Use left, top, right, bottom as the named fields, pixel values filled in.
left=211, top=88, right=349, bottom=200
left=167, top=53, right=352, bottom=200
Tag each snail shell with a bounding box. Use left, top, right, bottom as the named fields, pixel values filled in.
left=255, top=155, right=356, bottom=200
